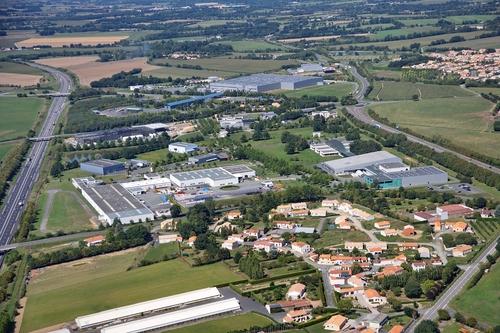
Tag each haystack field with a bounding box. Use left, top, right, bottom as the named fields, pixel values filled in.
left=34, top=56, right=161, bottom=86
left=0, top=73, right=42, bottom=86
left=15, top=35, right=128, bottom=48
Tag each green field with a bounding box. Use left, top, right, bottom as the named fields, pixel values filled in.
left=369, top=26, right=440, bottom=40
left=144, top=66, right=234, bottom=79
left=214, top=39, right=290, bottom=52
left=0, top=61, right=45, bottom=75
left=313, top=230, right=370, bottom=248
left=0, top=142, right=14, bottom=161
left=143, top=243, right=180, bottom=262
left=452, top=262, right=500, bottom=326
left=38, top=190, right=94, bottom=233
left=188, top=19, right=246, bottom=28
left=431, top=36, right=500, bottom=50
left=0, top=96, right=47, bottom=141
left=368, top=81, right=475, bottom=101
left=150, top=57, right=298, bottom=74
left=166, top=312, right=274, bottom=333
left=370, top=96, right=498, bottom=159
left=470, top=87, right=500, bottom=95
left=21, top=254, right=243, bottom=332
left=279, top=82, right=355, bottom=99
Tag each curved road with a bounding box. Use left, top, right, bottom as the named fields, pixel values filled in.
left=343, top=64, right=500, bottom=174
left=0, top=63, right=72, bottom=249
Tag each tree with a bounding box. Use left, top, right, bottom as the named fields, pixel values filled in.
left=421, top=280, right=435, bottom=295
left=170, top=204, right=182, bottom=218
left=455, top=312, right=466, bottom=324
left=351, top=263, right=363, bottom=275
left=405, top=276, right=422, bottom=298
left=403, top=307, right=418, bottom=318
left=233, top=251, right=242, bottom=264
left=438, top=309, right=450, bottom=321
left=337, top=299, right=353, bottom=313
left=415, top=320, right=439, bottom=333
left=466, top=317, right=477, bottom=328
left=388, top=297, right=402, bottom=311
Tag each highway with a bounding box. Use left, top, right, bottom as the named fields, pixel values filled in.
left=343, top=64, right=500, bottom=175
left=407, top=237, right=499, bottom=332
left=0, top=63, right=72, bottom=248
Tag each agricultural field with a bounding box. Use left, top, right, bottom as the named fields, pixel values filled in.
left=214, top=39, right=290, bottom=52
left=0, top=96, right=48, bottom=141
left=368, top=81, right=475, bottom=101
left=431, top=36, right=500, bottom=50
left=142, top=242, right=180, bottom=262
left=451, top=261, right=500, bottom=326
left=144, top=66, right=234, bottom=79
left=15, top=32, right=129, bottom=48
left=188, top=19, right=246, bottom=28
left=0, top=30, right=38, bottom=48
left=34, top=56, right=161, bottom=86
left=21, top=253, right=243, bottom=332
left=469, top=87, right=500, bottom=95
left=150, top=57, right=298, bottom=74
left=369, top=96, right=498, bottom=159
left=166, top=312, right=274, bottom=333
left=369, top=26, right=441, bottom=40
left=0, top=142, right=14, bottom=161
left=0, top=61, right=46, bottom=87
left=470, top=219, right=500, bottom=241
left=278, top=82, right=355, bottom=99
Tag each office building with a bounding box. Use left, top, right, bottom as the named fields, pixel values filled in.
left=80, top=159, right=125, bottom=175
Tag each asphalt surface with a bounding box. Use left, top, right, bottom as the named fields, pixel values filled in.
left=343, top=64, right=500, bottom=174
left=0, top=63, right=71, bottom=249
left=407, top=236, right=499, bottom=332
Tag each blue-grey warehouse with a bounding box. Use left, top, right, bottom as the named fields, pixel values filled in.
left=209, top=74, right=323, bottom=93
left=80, top=159, right=125, bottom=175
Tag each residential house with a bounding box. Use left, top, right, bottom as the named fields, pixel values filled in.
left=322, top=199, right=339, bottom=208
left=381, top=229, right=398, bottom=237
left=345, top=241, right=364, bottom=252
left=402, top=225, right=416, bottom=237
left=84, top=235, right=105, bottom=246
left=292, top=241, right=311, bottom=254
left=338, top=221, right=351, bottom=230
left=228, top=233, right=245, bottom=244
left=266, top=299, right=312, bottom=314
left=399, top=242, right=419, bottom=251
left=376, top=265, right=404, bottom=278
left=222, top=239, right=239, bottom=250
left=226, top=210, right=242, bottom=220
left=418, top=247, right=431, bottom=258
left=445, top=221, right=469, bottom=233
left=347, top=275, right=367, bottom=288
left=283, top=309, right=312, bottom=323
left=310, top=207, right=330, bottom=217
left=351, top=208, right=374, bottom=221
left=388, top=325, right=405, bottom=333
left=276, top=204, right=293, bottom=215
left=158, top=234, right=182, bottom=244
left=363, top=289, right=387, bottom=306
left=324, top=314, right=348, bottom=331
left=411, top=261, right=427, bottom=272
left=452, top=244, right=473, bottom=257
left=187, top=235, right=197, bottom=247
left=481, top=208, right=494, bottom=218
left=286, top=283, right=307, bottom=300
left=374, top=221, right=391, bottom=229
left=362, top=313, right=389, bottom=333
left=338, top=202, right=353, bottom=213
left=243, top=227, right=263, bottom=239
left=291, top=202, right=308, bottom=210
left=274, top=221, right=299, bottom=230
left=289, top=209, right=309, bottom=217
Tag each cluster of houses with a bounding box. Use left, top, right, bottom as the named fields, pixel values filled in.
left=373, top=221, right=417, bottom=238
left=407, top=49, right=500, bottom=82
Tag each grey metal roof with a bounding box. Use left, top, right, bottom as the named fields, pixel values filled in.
left=212, top=74, right=321, bottom=86
left=171, top=168, right=235, bottom=181
left=379, top=162, right=408, bottom=169
left=81, top=159, right=124, bottom=168
left=366, top=166, right=447, bottom=182
left=221, top=164, right=254, bottom=174
left=320, top=151, right=401, bottom=172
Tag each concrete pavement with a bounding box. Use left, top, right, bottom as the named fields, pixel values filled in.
left=0, top=63, right=72, bottom=253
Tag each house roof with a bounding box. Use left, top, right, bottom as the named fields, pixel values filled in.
left=364, top=288, right=381, bottom=299
left=388, top=324, right=405, bottom=333
left=325, top=314, right=348, bottom=327
left=454, top=244, right=473, bottom=252
left=438, top=204, right=473, bottom=214
left=288, top=283, right=306, bottom=294
left=85, top=235, right=105, bottom=243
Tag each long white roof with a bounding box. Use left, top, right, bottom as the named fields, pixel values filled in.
left=76, top=287, right=221, bottom=329
left=100, top=298, right=241, bottom=333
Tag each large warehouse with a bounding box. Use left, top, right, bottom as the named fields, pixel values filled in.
left=76, top=287, right=221, bottom=329
left=169, top=165, right=255, bottom=187
left=363, top=166, right=448, bottom=189
left=319, top=151, right=402, bottom=175
left=72, top=177, right=154, bottom=224
left=100, top=298, right=241, bottom=333
left=80, top=159, right=125, bottom=175
left=210, top=73, right=323, bottom=93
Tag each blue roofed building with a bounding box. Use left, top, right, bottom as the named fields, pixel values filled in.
left=165, top=92, right=223, bottom=111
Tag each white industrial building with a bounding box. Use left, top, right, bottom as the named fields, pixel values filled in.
left=76, top=287, right=221, bottom=329
left=168, top=142, right=199, bottom=154
left=100, top=298, right=241, bottom=333
left=169, top=165, right=255, bottom=188
left=120, top=178, right=171, bottom=194
left=319, top=151, right=402, bottom=175
left=72, top=178, right=154, bottom=225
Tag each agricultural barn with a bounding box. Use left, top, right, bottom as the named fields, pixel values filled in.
left=210, top=73, right=323, bottom=93
left=80, top=159, right=125, bottom=175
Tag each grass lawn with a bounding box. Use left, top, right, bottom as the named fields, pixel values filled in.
left=166, top=312, right=274, bottom=333
left=246, top=127, right=339, bottom=168
left=214, top=40, right=290, bottom=52
left=469, top=87, right=500, bottom=95
left=0, top=61, right=45, bottom=75
left=451, top=262, right=500, bottom=326
left=143, top=243, right=180, bottom=262
left=442, top=322, right=461, bottom=333
left=136, top=148, right=167, bottom=162
left=433, top=36, right=500, bottom=50
left=0, top=142, right=14, bottom=161
left=0, top=96, right=48, bottom=141
left=143, top=66, right=234, bottom=79
left=313, top=230, right=370, bottom=248
left=150, top=57, right=298, bottom=74
left=43, top=190, right=94, bottom=233
left=370, top=97, right=498, bottom=159
left=368, top=81, right=475, bottom=101
left=21, top=255, right=244, bottom=332
left=278, top=82, right=355, bottom=99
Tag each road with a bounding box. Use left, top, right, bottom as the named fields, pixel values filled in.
left=0, top=63, right=72, bottom=250
left=407, top=237, right=499, bottom=332
left=343, top=64, right=500, bottom=174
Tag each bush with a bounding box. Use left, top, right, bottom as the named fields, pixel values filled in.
left=415, top=320, right=439, bottom=333
left=438, top=309, right=451, bottom=321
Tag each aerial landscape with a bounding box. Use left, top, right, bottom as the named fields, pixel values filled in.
left=0, top=0, right=498, bottom=333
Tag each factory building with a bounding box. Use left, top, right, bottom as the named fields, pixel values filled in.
left=80, top=159, right=125, bottom=175
left=165, top=92, right=223, bottom=111
left=168, top=142, right=199, bottom=154
left=210, top=73, right=323, bottom=93
left=169, top=165, right=255, bottom=188
left=101, top=298, right=240, bottom=333
left=72, top=178, right=154, bottom=225
left=76, top=288, right=222, bottom=329
left=319, top=151, right=402, bottom=175
left=188, top=152, right=228, bottom=165
left=363, top=166, right=448, bottom=189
